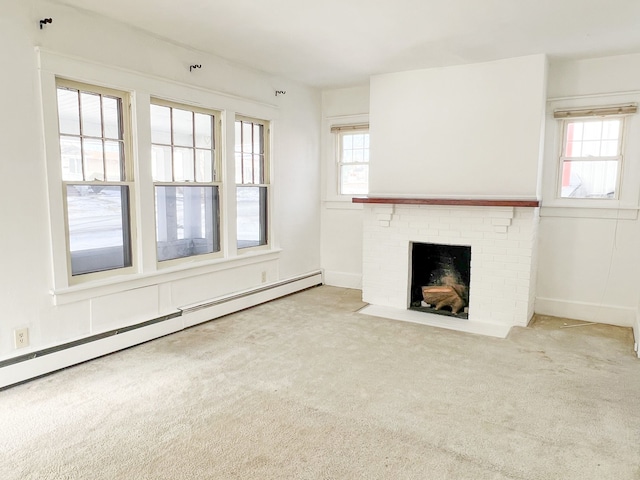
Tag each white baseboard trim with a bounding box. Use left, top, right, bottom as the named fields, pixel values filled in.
left=535, top=297, right=636, bottom=327
left=359, top=305, right=511, bottom=339
left=633, top=313, right=639, bottom=358
left=0, top=272, right=322, bottom=389
left=322, top=270, right=362, bottom=290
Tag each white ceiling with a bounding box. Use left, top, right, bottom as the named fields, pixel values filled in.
left=56, top=0, right=640, bottom=88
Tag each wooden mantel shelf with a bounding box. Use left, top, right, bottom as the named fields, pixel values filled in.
left=352, top=197, right=540, bottom=207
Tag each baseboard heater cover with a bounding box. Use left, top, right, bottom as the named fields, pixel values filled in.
left=0, top=271, right=323, bottom=388
left=0, top=312, right=183, bottom=370
left=178, top=271, right=323, bottom=314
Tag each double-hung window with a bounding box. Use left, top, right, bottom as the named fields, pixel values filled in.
left=559, top=118, right=624, bottom=199
left=150, top=100, right=221, bottom=262
left=556, top=105, right=636, bottom=199
left=332, top=125, right=369, bottom=195
left=235, top=116, right=269, bottom=249
left=56, top=80, right=134, bottom=277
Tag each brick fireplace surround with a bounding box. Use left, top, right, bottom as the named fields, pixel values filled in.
left=354, top=198, right=540, bottom=338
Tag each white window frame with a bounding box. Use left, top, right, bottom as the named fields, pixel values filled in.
left=556, top=115, right=626, bottom=200
left=324, top=115, right=369, bottom=208
left=150, top=98, right=223, bottom=267
left=235, top=115, right=271, bottom=251
left=334, top=125, right=370, bottom=196
left=55, top=78, right=137, bottom=285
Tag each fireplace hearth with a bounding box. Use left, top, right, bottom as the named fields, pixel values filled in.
left=409, top=242, right=471, bottom=319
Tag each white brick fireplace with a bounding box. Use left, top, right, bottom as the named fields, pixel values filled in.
left=358, top=200, right=540, bottom=338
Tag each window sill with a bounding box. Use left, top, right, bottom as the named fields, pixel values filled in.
left=539, top=205, right=639, bottom=220
left=51, top=248, right=282, bottom=306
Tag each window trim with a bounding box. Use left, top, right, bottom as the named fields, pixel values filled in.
left=324, top=115, right=370, bottom=206
left=150, top=98, right=224, bottom=267
left=39, top=48, right=281, bottom=292
left=235, top=115, right=271, bottom=252
left=56, top=79, right=138, bottom=285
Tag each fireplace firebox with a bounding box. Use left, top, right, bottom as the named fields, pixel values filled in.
left=409, top=242, right=471, bottom=319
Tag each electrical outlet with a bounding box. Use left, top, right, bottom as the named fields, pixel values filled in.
left=261, top=271, right=267, bottom=283
left=14, top=328, right=29, bottom=349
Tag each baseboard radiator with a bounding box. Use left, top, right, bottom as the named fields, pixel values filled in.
left=0, top=271, right=323, bottom=389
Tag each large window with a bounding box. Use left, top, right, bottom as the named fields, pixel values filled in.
left=332, top=125, right=369, bottom=195
left=559, top=117, right=624, bottom=199
left=235, top=117, right=269, bottom=249
left=56, top=81, right=133, bottom=277
left=150, top=101, right=221, bottom=262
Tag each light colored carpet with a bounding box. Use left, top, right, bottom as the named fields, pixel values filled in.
left=0, top=286, right=639, bottom=479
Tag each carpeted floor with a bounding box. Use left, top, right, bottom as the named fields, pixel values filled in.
left=0, top=285, right=639, bottom=479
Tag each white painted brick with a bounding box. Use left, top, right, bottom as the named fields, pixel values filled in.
left=491, top=218, right=512, bottom=226
left=494, top=225, right=508, bottom=233
left=472, top=223, right=494, bottom=232
left=373, top=206, right=394, bottom=215
left=379, top=220, right=390, bottom=227
left=461, top=231, right=485, bottom=239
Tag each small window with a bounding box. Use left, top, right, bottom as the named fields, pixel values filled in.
left=559, top=117, right=624, bottom=199
left=56, top=81, right=133, bottom=277
left=150, top=100, right=221, bottom=262
left=235, top=117, right=269, bottom=249
left=335, top=126, right=369, bottom=195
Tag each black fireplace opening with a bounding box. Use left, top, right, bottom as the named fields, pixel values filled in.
left=409, top=242, right=471, bottom=319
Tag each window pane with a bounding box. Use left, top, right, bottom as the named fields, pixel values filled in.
left=567, top=122, right=583, bottom=141
left=80, top=92, right=102, bottom=137
left=253, top=123, right=263, bottom=154
left=102, top=96, right=120, bottom=139
left=601, top=140, right=619, bottom=156
left=173, top=147, right=194, bottom=182
left=565, top=141, right=582, bottom=157
left=104, top=140, right=123, bottom=181
left=253, top=154, right=263, bottom=184
left=194, top=113, right=213, bottom=149
left=155, top=186, right=220, bottom=261
left=67, top=185, right=132, bottom=275
left=581, top=141, right=600, bottom=157
left=583, top=121, right=602, bottom=141
left=195, top=149, right=212, bottom=182
left=60, top=135, right=83, bottom=181
left=602, top=120, right=620, bottom=140
left=173, top=109, right=194, bottom=147
left=150, top=105, right=171, bottom=144
left=242, top=153, right=253, bottom=184
left=82, top=138, right=104, bottom=181
left=561, top=160, right=618, bottom=198
left=340, top=164, right=369, bottom=195
left=57, top=88, right=80, bottom=135
left=152, top=145, right=172, bottom=182
left=237, top=186, right=267, bottom=248
left=242, top=122, right=252, bottom=152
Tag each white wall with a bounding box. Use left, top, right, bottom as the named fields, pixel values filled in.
left=536, top=53, right=640, bottom=326
left=369, top=55, right=547, bottom=198
left=0, top=0, right=321, bottom=376
left=320, top=85, right=369, bottom=288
